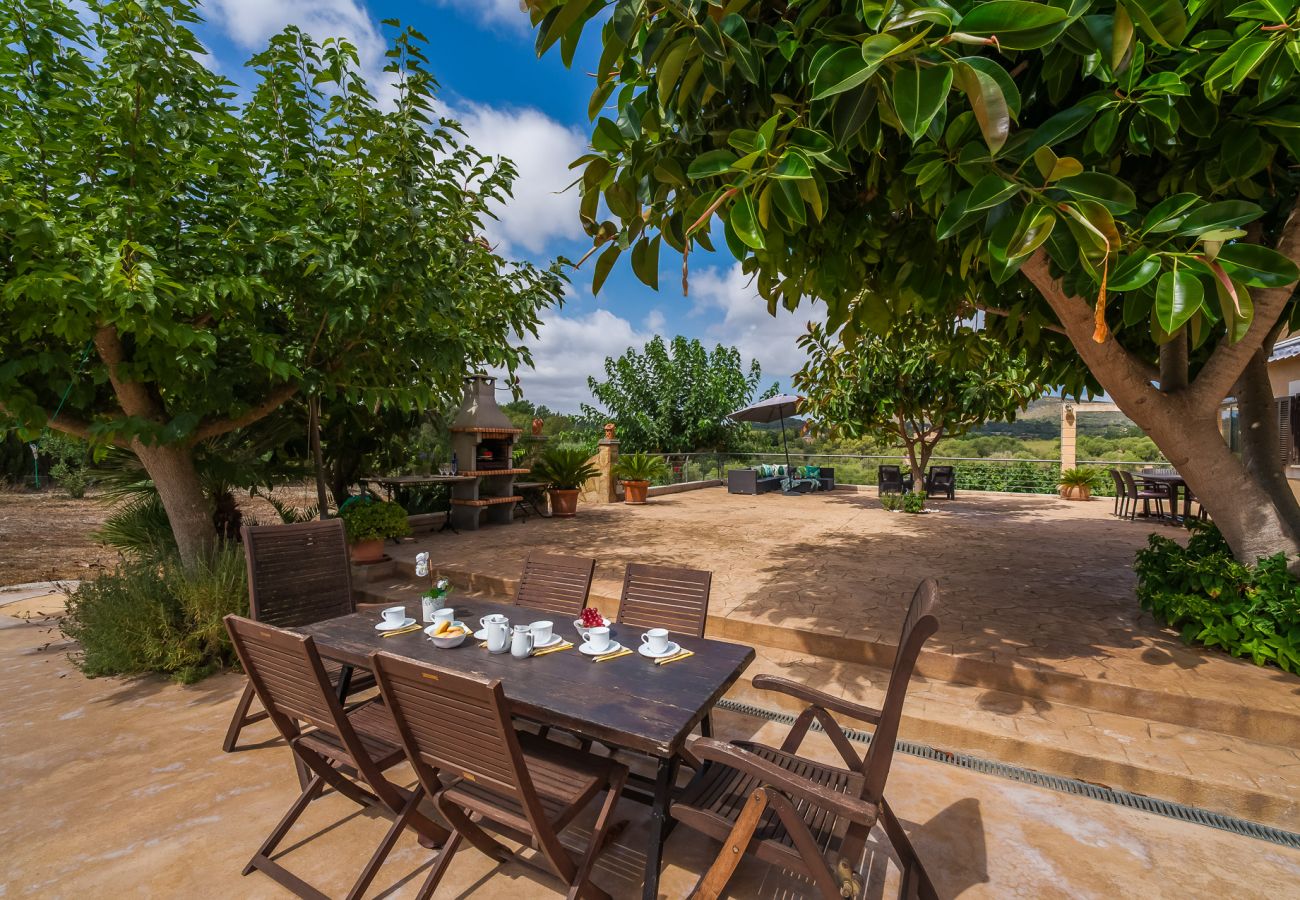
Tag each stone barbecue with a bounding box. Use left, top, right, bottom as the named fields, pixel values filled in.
left=448, top=374, right=526, bottom=530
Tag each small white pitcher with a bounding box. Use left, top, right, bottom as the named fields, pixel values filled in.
left=510, top=624, right=535, bottom=659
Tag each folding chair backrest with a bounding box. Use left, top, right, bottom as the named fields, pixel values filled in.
left=225, top=614, right=347, bottom=738
left=514, top=552, right=595, bottom=618
left=860, top=580, right=940, bottom=803
left=617, top=563, right=711, bottom=638
left=242, top=520, right=356, bottom=628
left=878, top=465, right=902, bottom=489
left=929, top=466, right=954, bottom=483
left=371, top=652, right=525, bottom=800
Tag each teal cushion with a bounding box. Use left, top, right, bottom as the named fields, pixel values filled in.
left=757, top=464, right=771, bottom=478
left=806, top=465, right=820, bottom=479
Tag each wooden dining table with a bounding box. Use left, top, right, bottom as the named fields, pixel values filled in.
left=294, top=597, right=756, bottom=899
left=1137, top=469, right=1193, bottom=520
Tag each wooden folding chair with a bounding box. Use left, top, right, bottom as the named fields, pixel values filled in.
left=617, top=563, right=716, bottom=736
left=223, top=519, right=375, bottom=753
left=224, top=615, right=448, bottom=900
left=513, top=551, right=596, bottom=618
left=673, top=580, right=942, bottom=900
left=370, top=651, right=628, bottom=900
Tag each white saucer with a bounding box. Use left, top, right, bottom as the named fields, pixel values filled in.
left=579, top=640, right=624, bottom=656
left=473, top=628, right=489, bottom=641
left=375, top=617, right=416, bottom=631
left=638, top=641, right=681, bottom=660
left=533, top=633, right=564, bottom=649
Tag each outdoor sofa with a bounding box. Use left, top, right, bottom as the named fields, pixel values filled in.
left=727, top=464, right=835, bottom=495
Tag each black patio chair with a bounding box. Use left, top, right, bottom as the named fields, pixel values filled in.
left=925, top=466, right=956, bottom=500
left=1119, top=470, right=1168, bottom=521
left=1108, top=469, right=1127, bottom=518
left=877, top=465, right=911, bottom=494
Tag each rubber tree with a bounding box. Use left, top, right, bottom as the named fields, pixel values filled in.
left=1, top=1, right=564, bottom=566
left=528, top=0, right=1300, bottom=566
left=796, top=317, right=1050, bottom=484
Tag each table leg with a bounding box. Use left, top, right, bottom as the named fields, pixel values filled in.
left=336, top=665, right=353, bottom=701
left=643, top=755, right=679, bottom=900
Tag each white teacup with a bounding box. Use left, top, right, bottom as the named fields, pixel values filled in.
left=433, top=607, right=455, bottom=628
left=530, top=620, right=554, bottom=645
left=585, top=626, right=611, bottom=653
left=480, top=613, right=508, bottom=630
left=382, top=606, right=406, bottom=626
left=641, top=627, right=670, bottom=655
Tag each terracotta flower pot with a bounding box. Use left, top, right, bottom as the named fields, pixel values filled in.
left=1059, top=485, right=1092, bottom=501
left=622, top=480, right=650, bottom=504
left=349, top=538, right=386, bottom=564
left=549, top=489, right=580, bottom=517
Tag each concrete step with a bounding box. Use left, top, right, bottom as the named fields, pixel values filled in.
left=729, top=645, right=1300, bottom=830
left=363, top=557, right=1300, bottom=750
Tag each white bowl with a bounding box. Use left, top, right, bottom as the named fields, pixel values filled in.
left=573, top=615, right=612, bottom=641
left=426, top=621, right=469, bottom=648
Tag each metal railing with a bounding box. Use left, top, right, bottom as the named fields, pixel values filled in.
left=648, top=452, right=1169, bottom=497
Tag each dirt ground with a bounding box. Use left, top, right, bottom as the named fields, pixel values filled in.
left=0, top=486, right=318, bottom=587
left=0, top=489, right=117, bottom=585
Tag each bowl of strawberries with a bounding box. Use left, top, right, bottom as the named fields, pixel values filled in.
left=574, top=606, right=612, bottom=642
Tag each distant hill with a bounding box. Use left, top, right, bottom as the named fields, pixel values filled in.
left=977, top=397, right=1144, bottom=438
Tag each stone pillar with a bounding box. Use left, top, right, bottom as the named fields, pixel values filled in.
left=581, top=423, right=620, bottom=503
left=1061, top=402, right=1077, bottom=472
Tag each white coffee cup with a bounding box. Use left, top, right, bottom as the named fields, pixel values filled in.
left=433, top=607, right=455, bottom=628
left=641, top=627, right=670, bottom=655
left=382, top=606, right=406, bottom=626
left=530, top=620, right=554, bottom=645
left=585, top=626, right=611, bottom=652
left=485, top=619, right=510, bottom=653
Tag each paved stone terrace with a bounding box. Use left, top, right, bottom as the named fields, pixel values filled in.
left=387, top=488, right=1300, bottom=720
left=4, top=598, right=1300, bottom=899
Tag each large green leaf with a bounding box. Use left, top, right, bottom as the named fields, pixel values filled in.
left=1175, top=201, right=1264, bottom=236
left=687, top=149, right=739, bottom=179
left=729, top=192, right=766, bottom=250
left=1140, top=193, right=1201, bottom=234
left=956, top=2, right=1069, bottom=50
left=812, top=46, right=874, bottom=101
left=1110, top=250, right=1161, bottom=291
left=1007, top=205, right=1057, bottom=260
left=1055, top=172, right=1137, bottom=214
left=591, top=242, right=620, bottom=295
left=1023, top=105, right=1097, bottom=154
left=954, top=62, right=1010, bottom=154
left=1215, top=243, right=1300, bottom=288
left=1122, top=0, right=1189, bottom=48
left=892, top=63, right=953, bottom=142
left=1154, top=267, right=1204, bottom=332
left=630, top=236, right=660, bottom=290
left=966, top=174, right=1021, bottom=212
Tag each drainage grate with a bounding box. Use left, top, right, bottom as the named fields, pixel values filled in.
left=714, top=698, right=1300, bottom=851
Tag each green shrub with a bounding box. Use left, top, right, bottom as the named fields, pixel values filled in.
left=1135, top=522, right=1300, bottom=673
left=903, top=491, right=927, bottom=514
left=1058, top=467, right=1100, bottom=489
left=532, top=446, right=601, bottom=490
left=880, top=491, right=904, bottom=512
left=337, top=496, right=411, bottom=542
left=61, top=547, right=249, bottom=683
left=50, top=459, right=92, bottom=498
left=614, top=452, right=670, bottom=483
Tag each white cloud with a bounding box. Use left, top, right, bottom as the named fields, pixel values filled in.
left=502, top=307, right=651, bottom=412
left=448, top=102, right=588, bottom=256
left=206, top=0, right=386, bottom=62
left=690, top=263, right=823, bottom=383
left=430, top=0, right=531, bottom=31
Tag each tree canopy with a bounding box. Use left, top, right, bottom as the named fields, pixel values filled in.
left=583, top=335, right=776, bottom=451
left=796, top=315, right=1050, bottom=481
left=1, top=0, right=564, bottom=563
left=531, top=0, right=1300, bottom=565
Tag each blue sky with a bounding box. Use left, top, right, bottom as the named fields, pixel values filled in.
left=190, top=0, right=821, bottom=412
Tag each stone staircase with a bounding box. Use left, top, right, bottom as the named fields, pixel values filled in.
left=351, top=556, right=1300, bottom=831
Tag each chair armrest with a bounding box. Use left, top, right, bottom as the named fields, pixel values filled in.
left=688, top=738, right=877, bottom=823
left=752, top=674, right=882, bottom=725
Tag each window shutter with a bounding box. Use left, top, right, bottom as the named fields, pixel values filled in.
left=1279, top=396, right=1295, bottom=466
left=1290, top=395, right=1300, bottom=466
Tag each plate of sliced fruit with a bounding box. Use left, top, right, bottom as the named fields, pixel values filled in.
left=574, top=607, right=613, bottom=642
left=425, top=619, right=470, bottom=648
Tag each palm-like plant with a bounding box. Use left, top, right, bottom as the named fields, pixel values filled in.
left=613, top=452, right=669, bottom=483
left=532, top=447, right=600, bottom=490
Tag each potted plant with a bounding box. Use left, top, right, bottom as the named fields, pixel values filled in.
left=613, top=452, right=669, bottom=504
left=532, top=447, right=600, bottom=518
left=1058, top=467, right=1098, bottom=501
left=338, top=496, right=411, bottom=563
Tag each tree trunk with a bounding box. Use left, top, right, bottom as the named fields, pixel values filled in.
left=308, top=395, right=330, bottom=519
left=1021, top=250, right=1300, bottom=568
left=902, top=438, right=924, bottom=486
left=132, top=440, right=216, bottom=566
